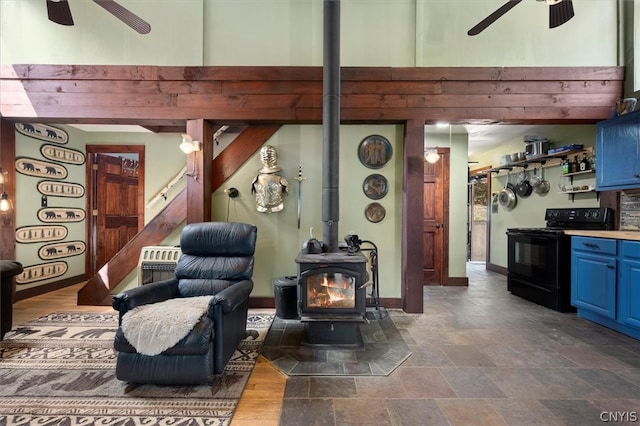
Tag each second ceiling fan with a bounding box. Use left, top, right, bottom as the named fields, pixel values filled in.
left=46, top=0, right=151, bottom=34
left=468, top=0, right=574, bottom=36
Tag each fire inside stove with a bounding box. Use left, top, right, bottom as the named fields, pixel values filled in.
left=307, top=273, right=356, bottom=309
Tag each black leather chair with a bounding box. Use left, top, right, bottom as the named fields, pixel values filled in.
left=112, top=221, right=257, bottom=385
left=0, top=261, right=23, bottom=340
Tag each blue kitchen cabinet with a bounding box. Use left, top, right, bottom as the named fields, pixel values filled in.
left=571, top=237, right=617, bottom=319
left=596, top=110, right=640, bottom=191
left=619, top=241, right=640, bottom=330
left=571, top=236, right=640, bottom=340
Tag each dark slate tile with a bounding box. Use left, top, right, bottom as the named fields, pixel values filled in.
left=284, top=376, right=310, bottom=398
left=539, top=399, right=603, bottom=425
left=279, top=398, right=335, bottom=426
left=333, top=398, right=393, bottom=425
left=571, top=368, right=640, bottom=398
left=436, top=398, right=506, bottom=425
left=309, top=377, right=356, bottom=398
left=489, top=399, right=563, bottom=426
left=403, top=345, right=454, bottom=367
left=439, top=367, right=506, bottom=398
left=393, top=367, right=457, bottom=398
left=385, top=399, right=449, bottom=426
left=439, top=344, right=496, bottom=367
left=355, top=376, right=407, bottom=398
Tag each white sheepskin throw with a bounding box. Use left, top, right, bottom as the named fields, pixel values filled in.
left=121, top=296, right=213, bottom=356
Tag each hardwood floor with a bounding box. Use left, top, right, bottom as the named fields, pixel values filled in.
left=11, top=283, right=287, bottom=425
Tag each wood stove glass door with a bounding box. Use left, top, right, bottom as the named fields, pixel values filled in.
left=304, top=270, right=357, bottom=310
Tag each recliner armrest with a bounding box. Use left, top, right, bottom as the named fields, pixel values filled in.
left=208, top=279, right=253, bottom=315
left=112, top=278, right=180, bottom=315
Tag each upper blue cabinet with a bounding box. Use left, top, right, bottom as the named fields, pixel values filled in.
left=596, top=109, right=640, bottom=191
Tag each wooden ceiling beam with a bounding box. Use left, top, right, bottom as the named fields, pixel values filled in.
left=1, top=65, right=624, bottom=127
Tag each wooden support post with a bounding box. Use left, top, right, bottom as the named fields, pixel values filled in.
left=185, top=119, right=214, bottom=224
left=0, top=119, right=16, bottom=260
left=402, top=119, right=425, bottom=313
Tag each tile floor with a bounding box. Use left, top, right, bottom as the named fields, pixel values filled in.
left=278, top=262, right=640, bottom=425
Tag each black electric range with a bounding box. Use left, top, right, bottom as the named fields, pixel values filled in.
left=506, top=207, right=614, bottom=312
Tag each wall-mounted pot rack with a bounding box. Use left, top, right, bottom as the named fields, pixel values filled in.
left=484, top=147, right=594, bottom=176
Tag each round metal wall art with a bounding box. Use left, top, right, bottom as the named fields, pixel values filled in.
left=363, top=174, right=388, bottom=200
left=365, top=202, right=386, bottom=223
left=358, top=135, right=392, bottom=169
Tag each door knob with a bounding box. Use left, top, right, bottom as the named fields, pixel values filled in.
left=435, top=223, right=442, bottom=229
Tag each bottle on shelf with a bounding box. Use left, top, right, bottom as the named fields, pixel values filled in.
left=561, top=158, right=570, bottom=174
left=579, top=153, right=591, bottom=172
left=571, top=155, right=580, bottom=173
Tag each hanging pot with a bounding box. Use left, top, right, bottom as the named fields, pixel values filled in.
left=514, top=170, right=533, bottom=197
left=530, top=167, right=542, bottom=188
left=499, top=172, right=517, bottom=210
left=534, top=167, right=550, bottom=194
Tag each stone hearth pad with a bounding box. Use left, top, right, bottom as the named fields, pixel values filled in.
left=260, top=309, right=411, bottom=376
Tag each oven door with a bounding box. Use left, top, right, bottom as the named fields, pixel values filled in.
left=507, top=231, right=560, bottom=285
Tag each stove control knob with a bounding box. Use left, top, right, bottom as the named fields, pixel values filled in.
left=585, top=211, right=591, bottom=218
left=592, top=211, right=600, bottom=218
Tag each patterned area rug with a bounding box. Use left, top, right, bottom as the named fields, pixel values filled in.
left=0, top=311, right=273, bottom=425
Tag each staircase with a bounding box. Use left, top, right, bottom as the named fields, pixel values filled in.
left=77, top=124, right=281, bottom=305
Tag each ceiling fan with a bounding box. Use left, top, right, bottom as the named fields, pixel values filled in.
left=46, top=0, right=151, bottom=34
left=468, top=0, right=574, bottom=36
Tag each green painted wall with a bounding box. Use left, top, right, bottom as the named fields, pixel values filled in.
left=1, top=1, right=618, bottom=67
left=1, top=0, right=630, bottom=299
left=211, top=124, right=403, bottom=298
left=469, top=125, right=599, bottom=268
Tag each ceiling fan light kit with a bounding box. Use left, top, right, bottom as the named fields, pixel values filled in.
left=46, top=0, right=151, bottom=34
left=468, top=0, right=574, bottom=36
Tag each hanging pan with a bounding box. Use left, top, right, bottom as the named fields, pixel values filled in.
left=514, top=170, right=533, bottom=197
left=499, top=171, right=517, bottom=210
left=534, top=166, right=550, bottom=194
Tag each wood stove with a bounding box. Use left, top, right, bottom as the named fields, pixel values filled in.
left=296, top=251, right=368, bottom=346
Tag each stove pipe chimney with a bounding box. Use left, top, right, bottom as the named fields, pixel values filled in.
left=322, top=0, right=340, bottom=253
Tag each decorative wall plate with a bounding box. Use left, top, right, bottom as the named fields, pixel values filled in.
left=358, top=135, right=392, bottom=169
left=38, top=241, right=86, bottom=260
left=37, top=207, right=86, bottom=223
left=15, top=157, right=68, bottom=179
left=15, top=123, right=68, bottom=144
left=40, top=144, right=86, bottom=165
left=363, top=174, right=388, bottom=200
left=16, top=225, right=68, bottom=243
left=16, top=261, right=68, bottom=285
left=365, top=202, right=386, bottom=223
left=37, top=180, right=85, bottom=198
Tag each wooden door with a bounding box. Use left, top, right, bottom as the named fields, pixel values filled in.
left=86, top=146, right=145, bottom=276
left=423, top=149, right=449, bottom=285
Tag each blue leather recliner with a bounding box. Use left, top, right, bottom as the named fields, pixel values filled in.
left=112, top=221, right=257, bottom=385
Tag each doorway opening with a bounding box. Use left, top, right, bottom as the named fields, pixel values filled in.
left=85, top=145, right=145, bottom=278
left=468, top=175, right=488, bottom=263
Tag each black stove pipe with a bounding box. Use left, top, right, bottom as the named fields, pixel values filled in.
left=322, top=0, right=340, bottom=253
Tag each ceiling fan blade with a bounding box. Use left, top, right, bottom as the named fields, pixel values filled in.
left=93, top=0, right=151, bottom=34
left=47, top=0, right=74, bottom=26
left=468, top=0, right=523, bottom=36
left=548, top=0, right=574, bottom=28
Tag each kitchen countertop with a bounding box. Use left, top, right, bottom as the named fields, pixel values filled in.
left=564, top=230, right=640, bottom=241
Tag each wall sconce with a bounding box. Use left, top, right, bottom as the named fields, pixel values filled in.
left=180, top=134, right=201, bottom=154
left=424, top=148, right=440, bottom=164
left=0, top=167, right=11, bottom=213
left=0, top=192, right=11, bottom=213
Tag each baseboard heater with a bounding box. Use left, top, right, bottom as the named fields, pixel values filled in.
left=137, top=246, right=182, bottom=286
